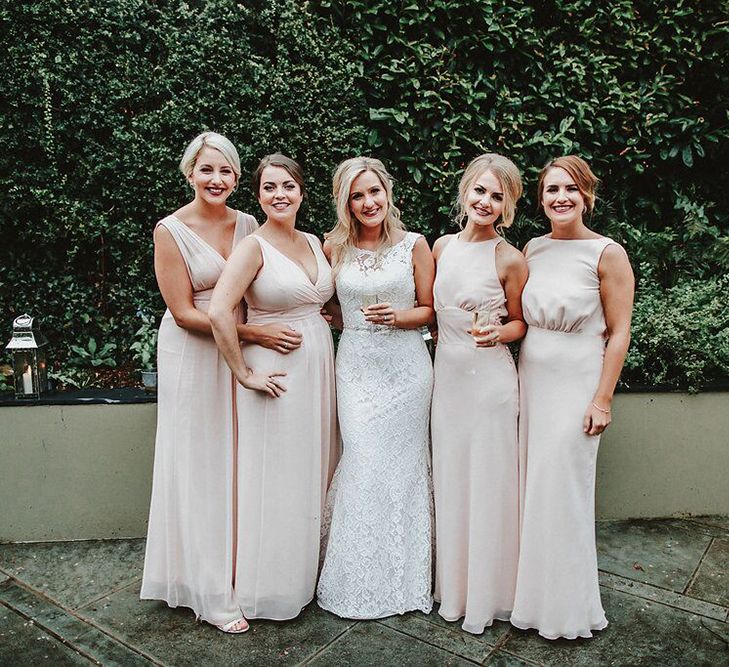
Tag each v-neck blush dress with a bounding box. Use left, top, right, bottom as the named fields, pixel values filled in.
left=511, top=235, right=617, bottom=640
left=234, top=232, right=340, bottom=620
left=431, top=235, right=520, bottom=634
left=141, top=211, right=258, bottom=626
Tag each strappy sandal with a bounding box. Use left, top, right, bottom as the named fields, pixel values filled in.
left=216, top=617, right=249, bottom=634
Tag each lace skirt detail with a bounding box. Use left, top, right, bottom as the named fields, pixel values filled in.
left=317, top=328, right=434, bottom=619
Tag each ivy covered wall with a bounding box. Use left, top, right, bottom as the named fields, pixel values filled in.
left=1, top=0, right=727, bottom=389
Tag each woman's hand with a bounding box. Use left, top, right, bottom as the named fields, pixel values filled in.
left=583, top=401, right=611, bottom=436
left=468, top=324, right=502, bottom=347
left=240, top=370, right=288, bottom=398
left=247, top=324, right=302, bottom=354
left=363, top=302, right=398, bottom=326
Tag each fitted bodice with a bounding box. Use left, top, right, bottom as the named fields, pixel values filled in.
left=156, top=211, right=258, bottom=306
left=245, top=233, right=335, bottom=325
left=521, top=235, right=617, bottom=336
left=433, top=235, right=508, bottom=345
left=337, top=232, right=421, bottom=331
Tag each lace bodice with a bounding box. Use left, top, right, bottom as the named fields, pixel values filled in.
left=337, top=232, right=421, bottom=331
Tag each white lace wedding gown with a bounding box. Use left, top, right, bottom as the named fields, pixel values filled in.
left=317, top=232, right=434, bottom=619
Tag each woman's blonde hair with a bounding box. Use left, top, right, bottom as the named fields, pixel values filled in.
left=456, top=153, right=523, bottom=232
left=179, top=132, right=241, bottom=185
left=537, top=155, right=599, bottom=215
left=325, top=157, right=405, bottom=272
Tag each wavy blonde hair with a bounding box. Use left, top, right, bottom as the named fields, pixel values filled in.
left=456, top=153, right=523, bottom=232
left=325, top=157, right=405, bottom=273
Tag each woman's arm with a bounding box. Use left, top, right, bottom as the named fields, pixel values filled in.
left=364, top=236, right=435, bottom=329
left=321, top=240, right=343, bottom=330
left=154, top=225, right=216, bottom=334
left=155, top=225, right=301, bottom=352
left=472, top=242, right=529, bottom=347
left=209, top=238, right=287, bottom=397
left=583, top=244, right=635, bottom=435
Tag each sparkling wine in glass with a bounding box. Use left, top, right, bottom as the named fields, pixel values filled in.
left=472, top=308, right=492, bottom=334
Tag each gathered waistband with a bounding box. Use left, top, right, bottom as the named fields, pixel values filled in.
left=526, top=325, right=605, bottom=340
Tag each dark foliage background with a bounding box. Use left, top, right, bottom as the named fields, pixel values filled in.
left=1, top=0, right=727, bottom=389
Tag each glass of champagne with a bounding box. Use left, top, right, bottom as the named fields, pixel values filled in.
left=362, top=292, right=379, bottom=310
left=362, top=292, right=379, bottom=331
left=472, top=307, right=492, bottom=336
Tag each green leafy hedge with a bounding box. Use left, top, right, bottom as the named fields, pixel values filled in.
left=1, top=0, right=727, bottom=390
left=625, top=272, right=729, bottom=392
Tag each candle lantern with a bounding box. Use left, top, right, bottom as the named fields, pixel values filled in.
left=5, top=314, right=48, bottom=399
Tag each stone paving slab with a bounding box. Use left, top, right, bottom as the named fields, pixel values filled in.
left=1, top=518, right=727, bottom=665
left=484, top=651, right=541, bottom=666
left=379, top=610, right=508, bottom=663
left=502, top=586, right=729, bottom=666
left=81, top=580, right=354, bottom=665
left=0, top=579, right=149, bottom=666
left=0, top=539, right=145, bottom=610
left=0, top=604, right=90, bottom=666
left=688, top=515, right=729, bottom=532
left=687, top=538, right=729, bottom=608
left=596, top=519, right=714, bottom=592
left=599, top=570, right=729, bottom=621
left=307, top=621, right=477, bottom=666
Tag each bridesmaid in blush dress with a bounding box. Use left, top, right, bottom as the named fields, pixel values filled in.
left=511, top=156, right=634, bottom=640
left=142, top=133, right=301, bottom=634
left=210, top=154, right=339, bottom=623
left=431, top=154, right=528, bottom=635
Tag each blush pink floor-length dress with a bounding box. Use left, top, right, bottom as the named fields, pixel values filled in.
left=141, top=211, right=258, bottom=626
left=511, top=235, right=617, bottom=640
left=431, top=234, right=520, bottom=634
left=234, top=232, right=339, bottom=620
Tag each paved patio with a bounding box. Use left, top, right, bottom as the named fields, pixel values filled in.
left=0, top=517, right=727, bottom=666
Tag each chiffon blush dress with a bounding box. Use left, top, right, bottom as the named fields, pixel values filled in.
left=234, top=233, right=339, bottom=620
left=431, top=235, right=519, bottom=634
left=511, top=235, right=617, bottom=640
left=141, top=211, right=258, bottom=626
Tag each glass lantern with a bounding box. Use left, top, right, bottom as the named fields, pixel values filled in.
left=5, top=314, right=48, bottom=399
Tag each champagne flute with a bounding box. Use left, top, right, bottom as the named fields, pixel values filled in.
left=362, top=291, right=379, bottom=332
left=362, top=292, right=380, bottom=310
left=472, top=307, right=492, bottom=335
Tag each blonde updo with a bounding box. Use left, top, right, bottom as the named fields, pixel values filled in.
left=179, top=132, right=241, bottom=185
left=456, top=153, right=523, bottom=231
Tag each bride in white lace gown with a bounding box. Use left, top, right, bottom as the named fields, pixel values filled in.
left=317, top=157, right=435, bottom=619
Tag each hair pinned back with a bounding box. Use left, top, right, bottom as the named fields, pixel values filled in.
left=456, top=154, right=522, bottom=232
left=537, top=155, right=599, bottom=214
left=252, top=153, right=306, bottom=197
left=179, top=132, right=241, bottom=185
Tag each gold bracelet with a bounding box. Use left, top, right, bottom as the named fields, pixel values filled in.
left=592, top=402, right=611, bottom=414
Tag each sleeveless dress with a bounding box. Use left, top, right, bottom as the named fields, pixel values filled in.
left=234, top=232, right=339, bottom=620
left=511, top=235, right=617, bottom=640
left=317, top=231, right=434, bottom=619
left=431, top=234, right=519, bottom=635
left=141, top=211, right=258, bottom=626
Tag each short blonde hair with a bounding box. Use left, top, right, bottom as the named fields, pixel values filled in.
left=179, top=132, right=241, bottom=184
left=537, top=155, right=599, bottom=214
left=325, top=157, right=405, bottom=272
left=456, top=153, right=523, bottom=231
